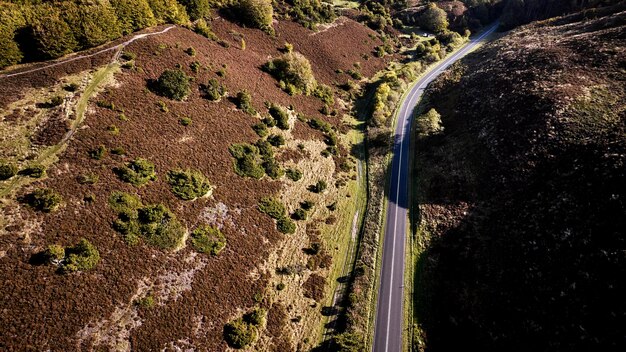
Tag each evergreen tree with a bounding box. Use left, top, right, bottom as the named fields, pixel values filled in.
left=111, top=0, right=157, bottom=35
left=148, top=0, right=190, bottom=25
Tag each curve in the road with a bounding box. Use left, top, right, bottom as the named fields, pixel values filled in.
left=372, top=23, right=499, bottom=352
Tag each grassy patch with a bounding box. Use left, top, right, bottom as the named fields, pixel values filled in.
left=20, top=188, right=62, bottom=212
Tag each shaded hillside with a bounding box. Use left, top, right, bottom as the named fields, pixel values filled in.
left=412, top=5, right=625, bottom=352
left=0, top=17, right=390, bottom=351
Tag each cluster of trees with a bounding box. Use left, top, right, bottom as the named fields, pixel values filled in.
left=501, top=0, right=622, bottom=29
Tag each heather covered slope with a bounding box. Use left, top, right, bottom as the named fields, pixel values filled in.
left=412, top=5, right=626, bottom=352
left=0, top=17, right=390, bottom=351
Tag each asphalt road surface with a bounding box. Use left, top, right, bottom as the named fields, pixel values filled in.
left=372, top=23, right=499, bottom=352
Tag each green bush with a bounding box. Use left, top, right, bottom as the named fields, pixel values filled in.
left=89, top=145, right=107, bottom=160
left=258, top=197, right=286, bottom=219
left=19, top=164, right=46, bottom=178
left=235, top=90, right=256, bottom=115
left=179, top=117, right=192, bottom=126
left=108, top=191, right=142, bottom=213
left=194, top=18, right=217, bottom=40
left=289, top=0, right=336, bottom=29
left=63, top=238, right=100, bottom=272
left=229, top=143, right=265, bottom=179
left=292, top=208, right=307, bottom=221
left=115, top=158, right=157, bottom=186
left=190, top=225, right=226, bottom=255
left=277, top=217, right=296, bottom=234
left=268, top=104, right=289, bottom=130
left=276, top=282, right=285, bottom=290
left=204, top=78, right=226, bottom=101
left=77, top=173, right=99, bottom=184
left=308, top=118, right=332, bottom=134
left=166, top=169, right=212, bottom=200
left=154, top=69, right=191, bottom=101
left=301, top=200, right=314, bottom=210
left=309, top=180, right=327, bottom=193
left=44, top=244, right=65, bottom=264
left=262, top=158, right=283, bottom=179
left=179, top=0, right=209, bottom=20
left=0, top=162, right=18, bottom=180
left=417, top=108, right=444, bottom=138
left=184, top=46, right=196, bottom=56
left=137, top=294, right=155, bottom=308
left=111, top=146, right=126, bottom=155
left=285, top=168, right=302, bottom=181
left=224, top=318, right=257, bottom=349
left=190, top=61, right=201, bottom=73
left=244, top=308, right=266, bottom=326
left=135, top=204, right=186, bottom=249
left=46, top=96, right=64, bottom=108
left=234, top=0, right=273, bottom=33
left=21, top=188, right=62, bottom=212
left=61, top=1, right=122, bottom=49
left=265, top=52, right=317, bottom=95
left=267, top=134, right=285, bottom=147
left=313, top=84, right=334, bottom=105
left=252, top=122, right=269, bottom=137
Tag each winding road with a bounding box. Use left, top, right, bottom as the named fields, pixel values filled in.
left=372, top=23, right=498, bottom=352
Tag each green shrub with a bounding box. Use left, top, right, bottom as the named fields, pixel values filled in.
left=137, top=294, right=155, bottom=308
left=267, top=134, right=285, bottom=147
left=262, top=116, right=276, bottom=127
left=166, top=169, right=212, bottom=200
left=19, top=164, right=46, bottom=178
left=244, top=308, right=266, bottom=326
left=309, top=180, right=327, bottom=193
left=301, top=200, right=314, bottom=210
left=204, top=78, right=226, bottom=101
left=292, top=208, right=307, bottom=221
left=154, top=69, right=191, bottom=100
left=43, top=244, right=65, bottom=264
left=252, top=122, right=269, bottom=137
left=224, top=318, right=257, bottom=349
left=115, top=158, right=157, bottom=186
left=0, top=162, right=18, bottom=180
left=63, top=238, right=100, bottom=272
left=179, top=117, right=192, bottom=126
left=194, top=18, right=218, bottom=40
left=235, top=90, right=256, bottom=115
left=138, top=204, right=186, bottom=249
left=285, top=168, right=302, bottom=181
left=46, top=96, right=64, bottom=108
left=108, top=191, right=142, bottom=213
left=289, top=0, right=336, bottom=29
left=268, top=104, right=289, bottom=130
left=83, top=193, right=96, bottom=203
left=313, top=84, right=334, bottom=105
left=190, top=61, right=201, bottom=73
left=179, top=0, right=209, bottom=20
left=107, top=125, right=120, bottom=135
left=308, top=118, right=332, bottom=134
left=190, top=225, right=226, bottom=255
left=417, top=108, right=444, bottom=138
left=21, top=188, right=62, bottom=212
left=97, top=100, right=115, bottom=110
left=89, top=145, right=107, bottom=160
left=234, top=0, right=273, bottom=33
left=265, top=52, right=317, bottom=95
left=64, top=83, right=80, bottom=92
left=327, top=202, right=337, bottom=211
left=258, top=197, right=286, bottom=219
left=184, top=46, right=196, bottom=56
left=77, top=173, right=99, bottom=184
left=276, top=282, right=285, bottom=290
left=262, top=158, right=283, bottom=179
left=111, top=146, right=126, bottom=155
left=277, top=217, right=296, bottom=234
left=229, top=143, right=265, bottom=179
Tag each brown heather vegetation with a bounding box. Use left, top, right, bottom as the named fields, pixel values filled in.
left=0, top=15, right=391, bottom=351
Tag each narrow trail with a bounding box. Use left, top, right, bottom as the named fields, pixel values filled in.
left=0, top=25, right=176, bottom=80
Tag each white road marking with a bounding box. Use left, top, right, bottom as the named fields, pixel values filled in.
left=378, top=23, right=498, bottom=352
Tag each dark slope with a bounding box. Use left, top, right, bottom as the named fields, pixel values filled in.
left=413, top=5, right=626, bottom=352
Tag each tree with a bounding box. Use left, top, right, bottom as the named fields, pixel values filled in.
left=111, top=0, right=157, bottom=35
left=29, top=4, right=78, bottom=59
left=266, top=52, right=318, bottom=95
left=224, top=318, right=257, bottom=349
left=63, top=238, right=100, bottom=272
left=147, top=0, right=190, bottom=25
left=417, top=108, right=444, bottom=138
left=61, top=1, right=122, bottom=49
left=179, top=0, right=209, bottom=20
left=420, top=3, right=448, bottom=33
left=0, top=3, right=26, bottom=69
left=235, top=0, right=273, bottom=33
left=155, top=69, right=191, bottom=100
